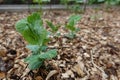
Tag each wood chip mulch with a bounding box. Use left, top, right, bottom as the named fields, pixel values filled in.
left=0, top=7, right=120, bottom=80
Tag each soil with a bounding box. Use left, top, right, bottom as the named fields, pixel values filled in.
left=0, top=7, right=120, bottom=80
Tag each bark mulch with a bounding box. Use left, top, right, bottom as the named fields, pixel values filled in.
left=0, top=7, right=120, bottom=80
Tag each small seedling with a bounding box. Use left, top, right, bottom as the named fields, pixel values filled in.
left=46, top=21, right=59, bottom=33
left=46, top=20, right=61, bottom=38
left=15, top=12, right=57, bottom=70
left=65, top=14, right=81, bottom=39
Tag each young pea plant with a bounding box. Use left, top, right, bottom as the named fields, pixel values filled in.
left=46, top=20, right=61, bottom=37
left=15, top=12, right=57, bottom=70
left=65, top=14, right=81, bottom=39
left=46, top=21, right=59, bottom=33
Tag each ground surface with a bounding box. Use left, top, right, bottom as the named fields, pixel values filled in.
left=0, top=7, right=120, bottom=80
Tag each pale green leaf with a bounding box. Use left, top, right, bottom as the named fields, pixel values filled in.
left=26, top=45, right=39, bottom=53
left=28, top=60, right=43, bottom=70
left=66, top=15, right=81, bottom=31
left=39, top=49, right=57, bottom=60
left=15, top=18, right=40, bottom=45
left=15, top=12, right=48, bottom=45
left=15, top=18, right=28, bottom=34
left=46, top=21, right=58, bottom=33
left=25, top=54, right=44, bottom=70
left=68, top=15, right=81, bottom=24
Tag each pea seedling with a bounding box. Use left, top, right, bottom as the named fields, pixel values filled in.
left=65, top=14, right=81, bottom=39
left=15, top=13, right=57, bottom=70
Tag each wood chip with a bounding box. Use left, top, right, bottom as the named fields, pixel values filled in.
left=46, top=70, right=58, bottom=80
left=0, top=72, right=5, bottom=79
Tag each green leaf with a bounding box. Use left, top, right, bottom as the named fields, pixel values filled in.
left=24, top=49, right=57, bottom=70
left=25, top=54, right=39, bottom=63
left=66, top=20, right=76, bottom=31
left=66, top=15, right=81, bottom=31
left=15, top=18, right=28, bottom=34
left=40, top=45, right=48, bottom=52
left=23, top=28, right=40, bottom=44
left=39, top=49, right=57, bottom=60
left=15, top=12, right=48, bottom=45
left=25, top=54, right=44, bottom=70
left=26, top=45, right=40, bottom=53
left=68, top=15, right=81, bottom=24
left=46, top=21, right=58, bottom=33
left=27, top=12, right=43, bottom=27
left=27, top=13, right=48, bottom=45
left=16, top=18, right=40, bottom=45
left=28, top=60, right=43, bottom=70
